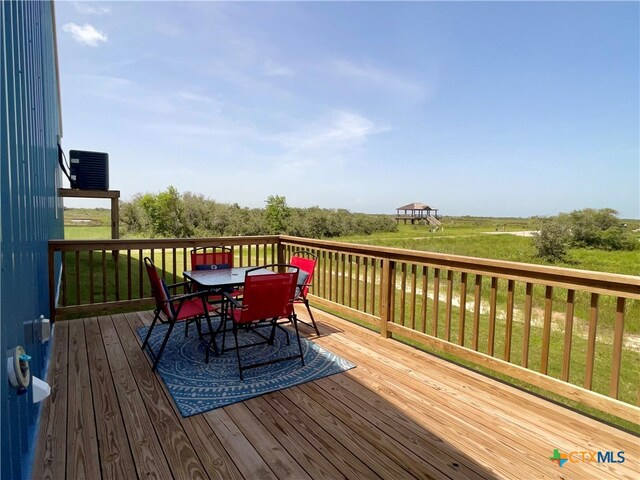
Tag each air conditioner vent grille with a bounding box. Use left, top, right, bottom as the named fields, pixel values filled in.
left=69, top=150, right=109, bottom=190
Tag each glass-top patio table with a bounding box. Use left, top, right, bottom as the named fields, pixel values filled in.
left=183, top=266, right=275, bottom=357
left=183, top=266, right=274, bottom=291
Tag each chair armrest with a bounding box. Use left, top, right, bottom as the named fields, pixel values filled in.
left=222, top=291, right=243, bottom=309
left=169, top=289, right=211, bottom=304
left=166, top=280, right=191, bottom=290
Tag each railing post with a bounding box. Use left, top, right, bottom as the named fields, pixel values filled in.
left=277, top=237, right=286, bottom=266
left=379, top=258, right=394, bottom=338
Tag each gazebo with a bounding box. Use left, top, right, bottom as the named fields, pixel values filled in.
left=395, top=202, right=441, bottom=225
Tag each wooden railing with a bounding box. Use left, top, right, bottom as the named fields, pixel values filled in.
left=49, top=235, right=640, bottom=423
left=279, top=236, right=640, bottom=424
left=48, top=236, right=281, bottom=319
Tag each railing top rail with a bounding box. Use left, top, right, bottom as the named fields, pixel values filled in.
left=49, top=235, right=281, bottom=251
left=279, top=235, right=640, bottom=299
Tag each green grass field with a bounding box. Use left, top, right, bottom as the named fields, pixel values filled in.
left=338, top=220, right=640, bottom=276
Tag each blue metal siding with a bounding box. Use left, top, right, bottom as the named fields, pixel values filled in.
left=1, top=1, right=63, bottom=478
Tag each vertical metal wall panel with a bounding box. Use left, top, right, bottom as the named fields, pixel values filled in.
left=1, top=1, right=63, bottom=478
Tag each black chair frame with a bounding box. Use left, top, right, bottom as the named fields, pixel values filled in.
left=216, top=265, right=305, bottom=380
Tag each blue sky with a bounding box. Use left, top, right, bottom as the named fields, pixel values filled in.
left=56, top=1, right=639, bottom=218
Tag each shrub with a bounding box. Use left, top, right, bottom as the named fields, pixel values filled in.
left=533, top=208, right=637, bottom=262
left=533, top=217, right=571, bottom=262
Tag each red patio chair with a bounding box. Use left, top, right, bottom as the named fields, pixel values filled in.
left=289, top=251, right=320, bottom=335
left=187, top=246, right=243, bottom=336
left=141, top=257, right=218, bottom=370
left=219, top=265, right=305, bottom=380
left=190, top=246, right=234, bottom=270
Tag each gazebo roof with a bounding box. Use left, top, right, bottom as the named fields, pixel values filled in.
left=397, top=202, right=436, bottom=210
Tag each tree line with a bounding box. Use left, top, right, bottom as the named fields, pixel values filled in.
left=120, top=186, right=397, bottom=238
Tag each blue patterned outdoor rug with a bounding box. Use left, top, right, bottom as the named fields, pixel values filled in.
left=136, top=319, right=355, bottom=417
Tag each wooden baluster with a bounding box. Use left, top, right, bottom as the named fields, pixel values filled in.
left=340, top=253, right=346, bottom=305
left=432, top=268, right=440, bottom=337
left=319, top=250, right=325, bottom=299
left=379, top=259, right=394, bottom=338
left=370, top=258, right=377, bottom=316
left=183, top=247, right=187, bottom=272
left=459, top=272, right=468, bottom=346
left=561, top=289, right=575, bottom=382
left=315, top=250, right=322, bottom=298
left=540, top=286, right=554, bottom=374
left=161, top=248, right=166, bottom=280
left=355, top=255, right=361, bottom=310
left=421, top=266, right=428, bottom=334
left=522, top=283, right=533, bottom=368
left=609, top=297, right=626, bottom=399
left=138, top=248, right=144, bottom=299
left=172, top=248, right=177, bottom=284
left=329, top=251, right=334, bottom=302
left=347, top=254, right=353, bottom=308
left=390, top=261, right=396, bottom=324
left=89, top=250, right=94, bottom=304
left=114, top=249, right=120, bottom=301
left=102, top=250, right=107, bottom=303
left=584, top=293, right=599, bottom=390
left=363, top=257, right=369, bottom=313
left=472, top=274, right=482, bottom=351
left=399, top=263, right=407, bottom=326
left=409, top=264, right=417, bottom=331
left=444, top=270, right=453, bottom=341
left=488, top=277, right=498, bottom=356
left=127, top=249, right=132, bottom=300
left=504, top=279, right=515, bottom=361
left=75, top=251, right=81, bottom=305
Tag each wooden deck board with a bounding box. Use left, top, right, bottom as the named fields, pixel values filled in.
left=66, top=320, right=100, bottom=479
left=98, top=315, right=174, bottom=479
left=32, top=307, right=639, bottom=480
left=84, top=317, right=137, bottom=479
left=31, top=320, right=69, bottom=480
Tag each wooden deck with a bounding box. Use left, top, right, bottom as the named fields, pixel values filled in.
left=33, top=307, right=638, bottom=480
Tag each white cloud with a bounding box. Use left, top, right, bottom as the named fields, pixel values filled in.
left=275, top=110, right=388, bottom=152
left=330, top=59, right=429, bottom=101
left=63, top=23, right=108, bottom=47
left=263, top=60, right=294, bottom=77
left=73, top=2, right=111, bottom=15
left=178, top=91, right=217, bottom=105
